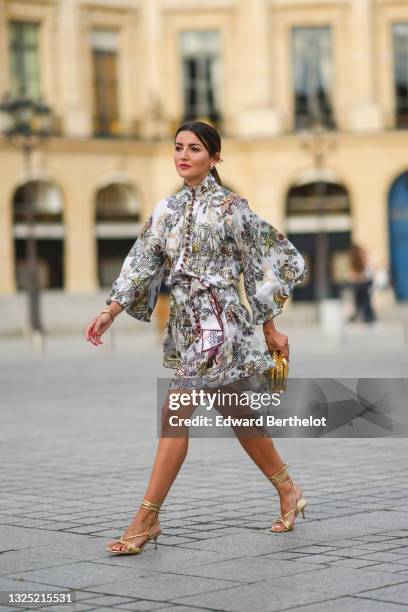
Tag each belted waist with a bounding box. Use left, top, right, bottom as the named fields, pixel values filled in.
left=175, top=276, right=224, bottom=354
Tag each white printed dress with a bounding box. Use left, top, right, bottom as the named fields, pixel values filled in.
left=106, top=172, right=309, bottom=392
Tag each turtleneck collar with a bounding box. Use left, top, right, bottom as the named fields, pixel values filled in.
left=182, top=171, right=218, bottom=197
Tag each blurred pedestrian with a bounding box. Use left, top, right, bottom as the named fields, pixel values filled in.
left=348, top=243, right=377, bottom=323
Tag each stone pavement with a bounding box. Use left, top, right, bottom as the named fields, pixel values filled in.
left=1, top=320, right=408, bottom=611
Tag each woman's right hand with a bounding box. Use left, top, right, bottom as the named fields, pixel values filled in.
left=263, top=321, right=290, bottom=361
left=85, top=312, right=113, bottom=346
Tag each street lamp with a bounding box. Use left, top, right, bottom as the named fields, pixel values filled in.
left=300, top=119, right=344, bottom=345
left=0, top=92, right=53, bottom=352
left=299, top=121, right=336, bottom=300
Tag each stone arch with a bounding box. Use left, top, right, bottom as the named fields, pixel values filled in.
left=285, top=176, right=352, bottom=301
left=388, top=170, right=408, bottom=300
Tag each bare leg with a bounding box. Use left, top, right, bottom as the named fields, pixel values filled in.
left=235, top=436, right=303, bottom=531
left=212, top=382, right=303, bottom=533
left=107, top=389, right=196, bottom=551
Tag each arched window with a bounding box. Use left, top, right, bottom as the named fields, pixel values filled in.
left=286, top=178, right=352, bottom=300
left=13, top=180, right=64, bottom=289
left=95, top=182, right=141, bottom=287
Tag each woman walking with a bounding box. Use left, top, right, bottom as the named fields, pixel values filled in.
left=85, top=121, right=309, bottom=554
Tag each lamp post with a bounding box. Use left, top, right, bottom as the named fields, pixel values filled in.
left=299, top=120, right=339, bottom=332
left=301, top=120, right=344, bottom=346
left=0, top=93, right=53, bottom=352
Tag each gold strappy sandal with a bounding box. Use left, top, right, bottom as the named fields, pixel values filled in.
left=267, top=463, right=308, bottom=532
left=106, top=499, right=166, bottom=555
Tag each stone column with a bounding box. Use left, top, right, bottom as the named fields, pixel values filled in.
left=0, top=0, right=14, bottom=139
left=139, top=0, right=168, bottom=140
left=64, top=183, right=97, bottom=293
left=57, top=0, right=91, bottom=137
left=235, top=0, right=282, bottom=137
left=0, top=0, right=9, bottom=100
left=349, top=0, right=383, bottom=132
left=0, top=158, right=17, bottom=295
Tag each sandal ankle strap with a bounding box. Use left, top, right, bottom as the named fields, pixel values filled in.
left=267, top=463, right=291, bottom=486
left=140, top=498, right=166, bottom=513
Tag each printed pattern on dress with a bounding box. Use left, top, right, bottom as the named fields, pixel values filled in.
left=106, top=172, right=309, bottom=390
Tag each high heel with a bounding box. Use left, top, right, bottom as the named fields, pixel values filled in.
left=106, top=498, right=166, bottom=555
left=267, top=463, right=308, bottom=532
left=297, top=497, right=308, bottom=519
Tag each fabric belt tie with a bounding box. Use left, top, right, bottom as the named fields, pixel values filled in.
left=179, top=276, right=224, bottom=355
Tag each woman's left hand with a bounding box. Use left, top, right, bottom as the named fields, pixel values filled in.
left=263, top=322, right=289, bottom=361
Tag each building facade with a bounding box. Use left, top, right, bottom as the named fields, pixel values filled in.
left=1, top=0, right=408, bottom=303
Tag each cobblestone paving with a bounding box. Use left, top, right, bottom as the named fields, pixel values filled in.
left=1, top=321, right=407, bottom=611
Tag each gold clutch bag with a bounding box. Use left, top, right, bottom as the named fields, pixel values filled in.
left=267, top=350, right=289, bottom=392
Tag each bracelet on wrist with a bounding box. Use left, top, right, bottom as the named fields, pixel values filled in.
left=100, top=309, right=115, bottom=322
